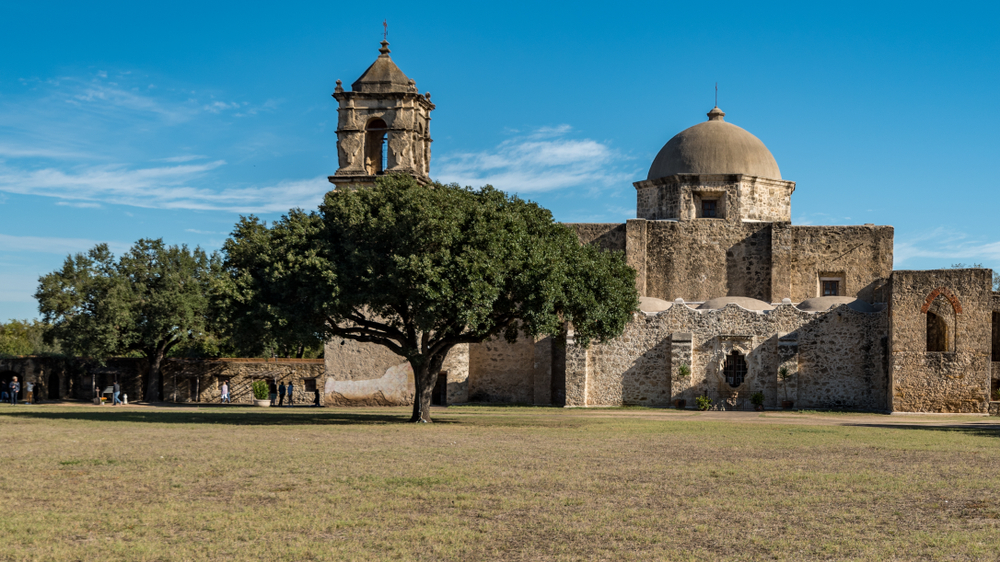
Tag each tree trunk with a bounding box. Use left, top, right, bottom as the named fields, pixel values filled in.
left=146, top=347, right=165, bottom=402
left=408, top=353, right=446, bottom=423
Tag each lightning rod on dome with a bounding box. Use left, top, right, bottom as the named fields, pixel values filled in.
left=715, top=82, right=718, bottom=108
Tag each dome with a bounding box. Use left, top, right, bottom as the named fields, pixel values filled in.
left=696, top=296, right=774, bottom=311
left=646, top=107, right=781, bottom=181
left=796, top=297, right=876, bottom=313
left=638, top=297, right=672, bottom=313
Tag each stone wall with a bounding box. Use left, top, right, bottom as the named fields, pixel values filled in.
left=567, top=223, right=626, bottom=252
left=565, top=302, right=888, bottom=410
left=162, top=359, right=325, bottom=405
left=888, top=269, right=993, bottom=413
left=640, top=220, right=773, bottom=302
left=772, top=224, right=893, bottom=303
left=633, top=174, right=794, bottom=223
left=468, top=336, right=539, bottom=403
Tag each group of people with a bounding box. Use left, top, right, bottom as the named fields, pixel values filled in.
left=0, top=377, right=24, bottom=405
left=269, top=381, right=296, bottom=406
left=219, top=379, right=321, bottom=406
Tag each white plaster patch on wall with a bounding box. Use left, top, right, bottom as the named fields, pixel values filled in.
left=325, top=361, right=414, bottom=406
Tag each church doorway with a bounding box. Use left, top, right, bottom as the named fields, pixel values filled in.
left=723, top=352, right=747, bottom=388
left=431, top=371, right=448, bottom=406
left=48, top=371, right=61, bottom=400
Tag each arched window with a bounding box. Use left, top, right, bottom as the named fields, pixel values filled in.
left=365, top=118, right=388, bottom=175
left=923, top=292, right=957, bottom=353
left=926, top=311, right=949, bottom=352
left=723, top=351, right=747, bottom=388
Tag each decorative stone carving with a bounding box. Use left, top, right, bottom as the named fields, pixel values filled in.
left=340, top=134, right=361, bottom=168
left=389, top=134, right=410, bottom=169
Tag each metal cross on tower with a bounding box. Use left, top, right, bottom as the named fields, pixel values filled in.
left=383, top=19, right=388, bottom=40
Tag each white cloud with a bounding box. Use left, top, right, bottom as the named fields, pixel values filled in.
left=0, top=160, right=330, bottom=213
left=0, top=233, right=129, bottom=255
left=157, top=155, right=207, bottom=163
left=435, top=126, right=634, bottom=193
left=55, top=201, right=102, bottom=208
left=895, top=226, right=1000, bottom=266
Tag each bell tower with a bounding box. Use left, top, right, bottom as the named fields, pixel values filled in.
left=329, top=41, right=435, bottom=190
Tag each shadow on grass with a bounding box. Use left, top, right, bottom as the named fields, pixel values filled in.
left=0, top=408, right=458, bottom=426
left=845, top=423, right=1000, bottom=439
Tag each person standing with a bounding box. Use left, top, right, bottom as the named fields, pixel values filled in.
left=286, top=382, right=294, bottom=407
left=1, top=380, right=8, bottom=404
left=25, top=381, right=34, bottom=404
left=278, top=382, right=286, bottom=407
left=112, top=381, right=121, bottom=406
left=268, top=380, right=277, bottom=406
left=9, top=377, right=19, bottom=406
left=220, top=381, right=230, bottom=404
left=313, top=387, right=321, bottom=407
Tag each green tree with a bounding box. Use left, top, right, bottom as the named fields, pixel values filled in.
left=212, top=210, right=328, bottom=358
left=0, top=319, right=60, bottom=357
left=36, top=239, right=218, bottom=401
left=221, top=175, right=638, bottom=422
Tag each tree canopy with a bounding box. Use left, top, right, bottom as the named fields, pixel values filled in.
left=0, top=319, right=60, bottom=357
left=221, top=175, right=638, bottom=422
left=35, top=239, right=218, bottom=401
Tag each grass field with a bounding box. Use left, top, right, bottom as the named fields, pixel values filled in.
left=1, top=404, right=999, bottom=561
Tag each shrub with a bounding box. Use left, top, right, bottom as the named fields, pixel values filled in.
left=751, top=391, right=765, bottom=406
left=676, top=363, right=691, bottom=378
left=251, top=380, right=269, bottom=400
left=695, top=395, right=712, bottom=411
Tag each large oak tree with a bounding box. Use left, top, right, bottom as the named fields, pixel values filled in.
left=220, top=175, right=638, bottom=422
left=36, top=239, right=217, bottom=401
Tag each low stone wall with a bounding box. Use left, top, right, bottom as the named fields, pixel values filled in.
left=162, top=359, right=325, bottom=405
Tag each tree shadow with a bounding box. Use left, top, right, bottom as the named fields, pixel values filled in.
left=844, top=422, right=1000, bottom=439
left=0, top=408, right=459, bottom=426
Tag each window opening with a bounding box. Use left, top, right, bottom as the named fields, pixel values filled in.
left=822, top=280, right=839, bottom=297
left=723, top=351, right=747, bottom=388
left=431, top=371, right=448, bottom=406
left=992, top=312, right=1000, bottom=361
left=365, top=118, right=388, bottom=175
left=926, top=311, right=949, bottom=352
left=702, top=200, right=717, bottom=218
left=924, top=292, right=957, bottom=353
left=303, top=378, right=317, bottom=393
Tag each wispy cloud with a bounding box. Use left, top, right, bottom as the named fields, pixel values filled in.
left=55, top=201, right=102, bottom=208
left=435, top=125, right=635, bottom=193
left=156, top=154, right=207, bottom=163
left=0, top=233, right=129, bottom=255
left=895, top=226, right=1000, bottom=266
left=0, top=161, right=330, bottom=213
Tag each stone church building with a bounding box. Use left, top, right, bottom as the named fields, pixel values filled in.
left=322, top=41, right=1000, bottom=414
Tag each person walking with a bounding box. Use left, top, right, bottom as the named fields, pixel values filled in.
left=278, top=382, right=286, bottom=407
left=286, top=382, right=294, bottom=407
left=220, top=381, right=230, bottom=404
left=112, top=381, right=122, bottom=406
left=9, top=377, right=19, bottom=406
left=313, top=387, right=321, bottom=407
left=268, top=380, right=277, bottom=406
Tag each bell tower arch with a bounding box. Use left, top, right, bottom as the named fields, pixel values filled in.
left=329, top=41, right=435, bottom=190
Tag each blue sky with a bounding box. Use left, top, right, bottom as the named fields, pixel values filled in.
left=1, top=1, right=999, bottom=320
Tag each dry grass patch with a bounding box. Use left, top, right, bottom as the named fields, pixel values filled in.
left=1, top=405, right=999, bottom=561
